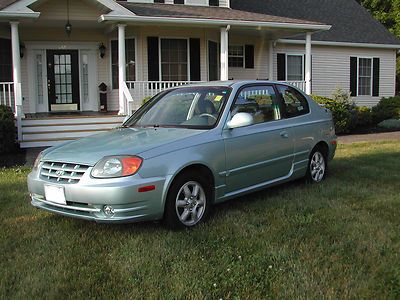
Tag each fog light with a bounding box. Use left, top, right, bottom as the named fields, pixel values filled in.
left=103, top=205, right=115, bottom=216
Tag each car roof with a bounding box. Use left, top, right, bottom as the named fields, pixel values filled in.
left=183, top=80, right=288, bottom=88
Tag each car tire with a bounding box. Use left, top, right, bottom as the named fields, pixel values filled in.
left=306, top=147, right=328, bottom=183
left=164, top=173, right=212, bottom=229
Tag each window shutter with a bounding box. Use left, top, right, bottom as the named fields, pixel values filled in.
left=277, top=53, right=286, bottom=81
left=373, top=58, right=380, bottom=97
left=147, top=37, right=159, bottom=81
left=245, top=45, right=254, bottom=69
left=350, top=57, right=357, bottom=97
left=189, top=38, right=201, bottom=81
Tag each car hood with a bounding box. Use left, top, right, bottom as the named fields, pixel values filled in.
left=43, top=127, right=205, bottom=166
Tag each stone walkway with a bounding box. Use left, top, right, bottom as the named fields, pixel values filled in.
left=338, top=131, right=400, bottom=144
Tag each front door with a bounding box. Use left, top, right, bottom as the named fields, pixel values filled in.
left=47, top=50, right=80, bottom=111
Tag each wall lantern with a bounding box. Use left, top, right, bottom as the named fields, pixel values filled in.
left=99, top=43, right=106, bottom=59
left=20, top=43, right=25, bottom=58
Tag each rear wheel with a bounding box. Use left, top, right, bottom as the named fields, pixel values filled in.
left=306, top=148, right=327, bottom=183
left=164, top=173, right=212, bottom=229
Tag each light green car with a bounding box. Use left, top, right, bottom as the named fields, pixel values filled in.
left=28, top=81, right=337, bottom=228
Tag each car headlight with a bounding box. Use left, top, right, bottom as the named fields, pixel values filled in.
left=33, top=151, right=43, bottom=171
left=91, top=156, right=143, bottom=178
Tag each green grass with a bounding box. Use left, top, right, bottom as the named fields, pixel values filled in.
left=1, top=141, right=400, bottom=299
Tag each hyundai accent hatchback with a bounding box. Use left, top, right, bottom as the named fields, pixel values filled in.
left=28, top=81, right=337, bottom=228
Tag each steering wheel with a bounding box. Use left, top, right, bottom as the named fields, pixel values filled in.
left=199, top=113, right=217, bottom=121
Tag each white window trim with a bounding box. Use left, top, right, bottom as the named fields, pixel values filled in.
left=285, top=53, right=304, bottom=81
left=356, top=56, right=373, bottom=97
left=109, top=36, right=138, bottom=90
left=158, top=37, right=191, bottom=82
left=228, top=44, right=245, bottom=68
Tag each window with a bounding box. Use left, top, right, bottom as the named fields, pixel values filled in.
left=161, top=38, right=188, bottom=81
left=209, top=0, right=219, bottom=6
left=154, top=0, right=165, bottom=2
left=276, top=84, right=309, bottom=118
left=286, top=54, right=303, bottom=81
left=82, top=54, right=89, bottom=103
left=228, top=45, right=244, bottom=68
left=231, top=85, right=281, bottom=125
left=174, top=0, right=184, bottom=3
left=358, top=57, right=372, bottom=96
left=0, top=38, right=12, bottom=83
left=111, top=38, right=135, bottom=89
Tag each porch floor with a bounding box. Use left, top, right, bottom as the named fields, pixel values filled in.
left=24, top=111, right=121, bottom=119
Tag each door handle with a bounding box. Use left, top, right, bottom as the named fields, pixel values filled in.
left=280, top=131, right=289, bottom=138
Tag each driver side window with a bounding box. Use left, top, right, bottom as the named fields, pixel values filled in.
left=231, top=85, right=281, bottom=125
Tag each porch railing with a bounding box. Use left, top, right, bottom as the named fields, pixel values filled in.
left=281, top=81, right=306, bottom=91
left=0, top=82, right=15, bottom=112
left=126, top=81, right=204, bottom=109
left=124, top=80, right=307, bottom=113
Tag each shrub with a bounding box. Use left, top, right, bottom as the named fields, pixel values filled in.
left=311, top=89, right=354, bottom=134
left=372, top=96, right=400, bottom=123
left=377, top=119, right=400, bottom=130
left=351, top=106, right=374, bottom=129
left=142, top=96, right=152, bottom=106
left=0, top=105, right=16, bottom=154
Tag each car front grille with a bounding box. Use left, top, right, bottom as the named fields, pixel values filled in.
left=40, top=161, right=90, bottom=184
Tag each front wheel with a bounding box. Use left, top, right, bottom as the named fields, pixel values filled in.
left=306, top=149, right=327, bottom=183
left=164, top=174, right=212, bottom=229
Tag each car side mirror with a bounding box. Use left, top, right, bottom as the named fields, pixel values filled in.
left=226, top=112, right=254, bottom=129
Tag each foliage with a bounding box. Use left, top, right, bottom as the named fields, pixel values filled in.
left=378, top=118, right=400, bottom=129
left=311, top=89, right=354, bottom=134
left=371, top=96, right=400, bottom=123
left=0, top=105, right=16, bottom=154
left=142, top=96, right=152, bottom=105
left=351, top=106, right=374, bottom=129
left=1, top=142, right=400, bottom=298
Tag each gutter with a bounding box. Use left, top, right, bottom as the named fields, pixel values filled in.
left=0, top=11, right=40, bottom=19
left=278, top=38, right=400, bottom=49
left=98, top=14, right=332, bottom=31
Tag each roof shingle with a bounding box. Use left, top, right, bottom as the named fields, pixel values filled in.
left=117, top=2, right=324, bottom=26
left=231, top=0, right=400, bottom=45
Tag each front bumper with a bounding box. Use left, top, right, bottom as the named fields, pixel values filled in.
left=28, top=168, right=168, bottom=223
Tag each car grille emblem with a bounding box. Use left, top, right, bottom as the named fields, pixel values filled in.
left=55, top=170, right=65, bottom=177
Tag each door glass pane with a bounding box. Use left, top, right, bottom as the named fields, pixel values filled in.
left=35, top=54, right=43, bottom=105
left=82, top=54, right=89, bottom=103
left=54, top=53, right=73, bottom=104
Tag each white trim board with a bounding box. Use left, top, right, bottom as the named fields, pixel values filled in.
left=278, top=39, right=400, bottom=50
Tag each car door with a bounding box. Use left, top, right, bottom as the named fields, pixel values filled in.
left=222, top=84, right=294, bottom=194
left=276, top=84, right=313, bottom=169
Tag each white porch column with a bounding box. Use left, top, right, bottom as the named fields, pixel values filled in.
left=268, top=41, right=274, bottom=81
left=220, top=26, right=230, bottom=81
left=118, top=24, right=126, bottom=115
left=10, top=21, right=22, bottom=118
left=305, top=32, right=312, bottom=94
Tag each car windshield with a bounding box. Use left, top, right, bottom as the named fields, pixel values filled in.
left=125, top=86, right=232, bottom=129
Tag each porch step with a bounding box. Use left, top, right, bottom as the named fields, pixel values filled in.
left=20, top=115, right=126, bottom=148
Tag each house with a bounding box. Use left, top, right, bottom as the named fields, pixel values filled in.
left=0, top=0, right=398, bottom=147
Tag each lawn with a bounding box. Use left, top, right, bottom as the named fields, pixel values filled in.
left=1, top=141, right=399, bottom=299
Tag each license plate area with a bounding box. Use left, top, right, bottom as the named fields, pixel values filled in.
left=44, top=185, right=66, bottom=205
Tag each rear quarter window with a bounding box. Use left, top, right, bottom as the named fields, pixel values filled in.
left=276, top=85, right=310, bottom=118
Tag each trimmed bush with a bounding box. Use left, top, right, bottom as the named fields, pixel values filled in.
left=311, top=89, right=354, bottom=134
left=0, top=105, right=16, bottom=154
left=351, top=106, right=374, bottom=130
left=372, top=96, right=400, bottom=123
left=378, top=119, right=400, bottom=130
left=142, top=96, right=152, bottom=106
